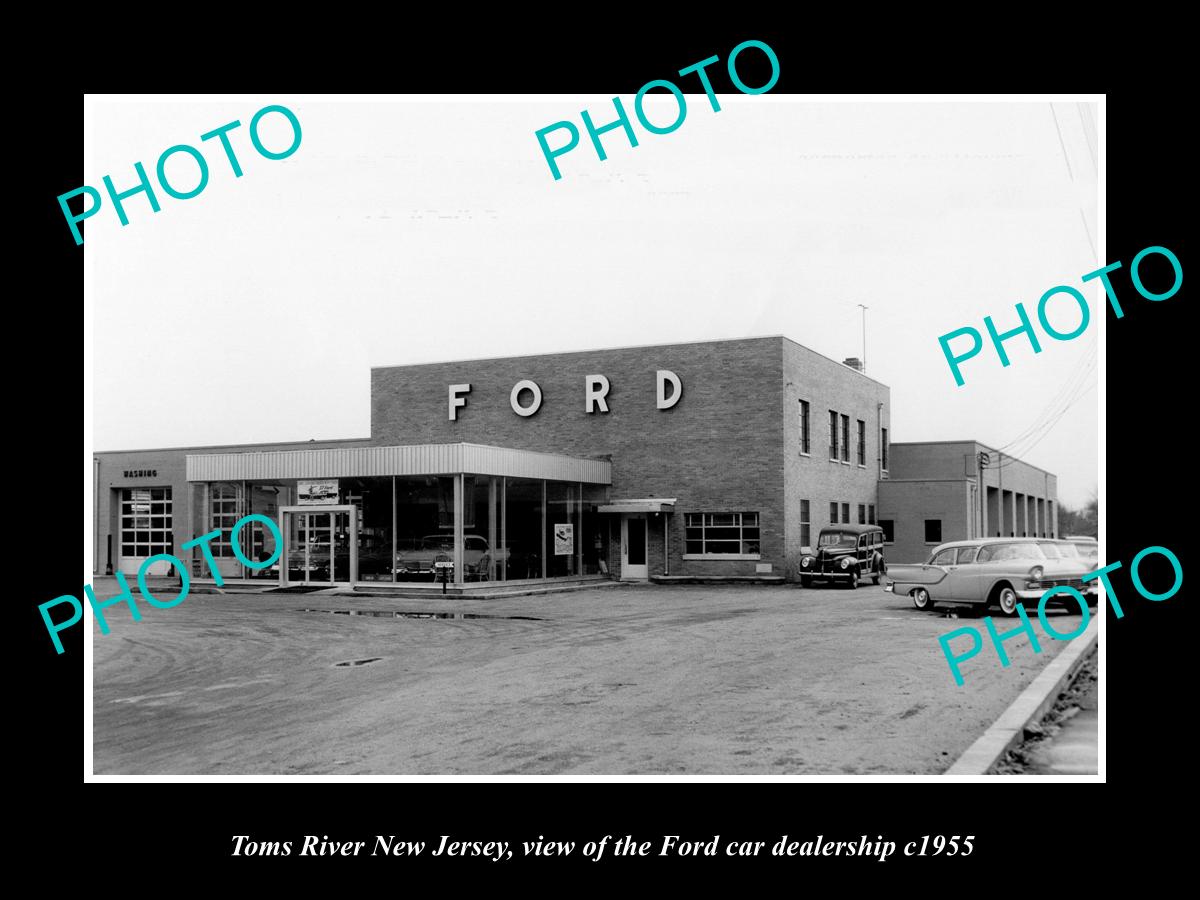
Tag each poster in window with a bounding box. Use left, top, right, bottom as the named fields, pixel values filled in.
left=298, top=480, right=339, bottom=505
left=554, top=523, right=574, bottom=556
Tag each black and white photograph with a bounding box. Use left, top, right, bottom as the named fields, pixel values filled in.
left=79, top=90, right=1107, bottom=780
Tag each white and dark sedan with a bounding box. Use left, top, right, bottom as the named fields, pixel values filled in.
left=884, top=538, right=1097, bottom=616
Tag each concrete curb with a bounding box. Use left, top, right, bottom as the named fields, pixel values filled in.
left=945, top=614, right=1098, bottom=775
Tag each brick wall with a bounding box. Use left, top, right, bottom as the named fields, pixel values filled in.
left=371, top=337, right=787, bottom=576
left=781, top=340, right=891, bottom=575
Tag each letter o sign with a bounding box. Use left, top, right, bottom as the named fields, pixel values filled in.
left=510, top=380, right=543, bottom=417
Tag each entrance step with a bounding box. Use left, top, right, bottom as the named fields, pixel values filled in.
left=650, top=574, right=787, bottom=585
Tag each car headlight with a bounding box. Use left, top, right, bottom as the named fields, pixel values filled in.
left=801, top=558, right=810, bottom=568
left=1030, top=566, right=1044, bottom=582
left=840, top=557, right=851, bottom=569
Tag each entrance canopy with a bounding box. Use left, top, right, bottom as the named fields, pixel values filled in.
left=598, top=498, right=676, bottom=514
left=186, top=441, right=612, bottom=484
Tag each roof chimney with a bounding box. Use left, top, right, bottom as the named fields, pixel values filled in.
left=842, top=357, right=864, bottom=372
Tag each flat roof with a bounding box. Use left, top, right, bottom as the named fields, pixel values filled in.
left=186, top=441, right=612, bottom=485
left=371, top=334, right=891, bottom=388
left=96, top=435, right=371, bottom=456
left=889, top=440, right=1056, bottom=478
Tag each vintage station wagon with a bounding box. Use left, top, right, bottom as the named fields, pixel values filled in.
left=798, top=524, right=887, bottom=589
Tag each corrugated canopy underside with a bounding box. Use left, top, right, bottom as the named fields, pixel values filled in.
left=186, top=442, right=612, bottom=484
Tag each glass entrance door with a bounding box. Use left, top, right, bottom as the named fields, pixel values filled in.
left=287, top=511, right=333, bottom=584
left=621, top=514, right=649, bottom=580
left=281, top=505, right=358, bottom=585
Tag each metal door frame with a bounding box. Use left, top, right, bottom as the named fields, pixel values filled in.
left=280, top=505, right=358, bottom=586
left=620, top=513, right=649, bottom=581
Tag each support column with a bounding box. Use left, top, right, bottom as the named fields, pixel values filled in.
left=453, top=473, right=465, bottom=586
left=1007, top=491, right=1017, bottom=537
left=488, top=476, right=498, bottom=581
left=664, top=513, right=670, bottom=575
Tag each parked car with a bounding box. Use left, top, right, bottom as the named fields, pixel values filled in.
left=392, top=534, right=506, bottom=580
left=1062, top=535, right=1099, bottom=566
left=884, top=537, right=1097, bottom=615
left=798, top=524, right=887, bottom=589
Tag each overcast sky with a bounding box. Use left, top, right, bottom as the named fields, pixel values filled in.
left=85, top=97, right=1099, bottom=508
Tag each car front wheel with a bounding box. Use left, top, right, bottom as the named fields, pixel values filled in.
left=847, top=568, right=859, bottom=589
left=996, top=586, right=1020, bottom=617
left=911, top=587, right=933, bottom=611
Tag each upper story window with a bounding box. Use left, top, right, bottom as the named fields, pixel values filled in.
left=856, top=420, right=866, bottom=466
left=828, top=410, right=839, bottom=460
left=840, top=415, right=850, bottom=463
left=881, top=427, right=889, bottom=471
left=799, top=400, right=811, bottom=455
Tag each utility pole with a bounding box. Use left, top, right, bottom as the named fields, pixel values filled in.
left=977, top=451, right=990, bottom=538
left=857, top=304, right=869, bottom=374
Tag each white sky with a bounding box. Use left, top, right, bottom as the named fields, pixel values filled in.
left=85, top=97, right=1099, bottom=508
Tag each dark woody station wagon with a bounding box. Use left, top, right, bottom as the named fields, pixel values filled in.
left=798, top=523, right=887, bottom=589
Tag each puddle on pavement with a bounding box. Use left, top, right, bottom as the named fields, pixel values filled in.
left=300, top=608, right=544, bottom=621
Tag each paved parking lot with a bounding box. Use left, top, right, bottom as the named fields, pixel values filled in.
left=91, top=580, right=1088, bottom=774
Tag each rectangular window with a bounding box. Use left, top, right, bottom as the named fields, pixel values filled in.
left=857, top=420, right=866, bottom=466
left=800, top=499, right=811, bottom=548
left=841, top=415, right=850, bottom=462
left=924, top=519, right=942, bottom=543
left=881, top=427, right=889, bottom=470
left=829, top=410, right=839, bottom=460
left=858, top=503, right=866, bottom=525
left=684, top=512, right=761, bottom=556
left=799, top=400, right=811, bottom=455
left=841, top=502, right=850, bottom=524
left=868, top=503, right=876, bottom=524
left=119, top=487, right=173, bottom=558
left=829, top=502, right=838, bottom=524
left=880, top=519, right=895, bottom=543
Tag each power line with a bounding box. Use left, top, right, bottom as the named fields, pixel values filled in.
left=993, top=340, right=1096, bottom=454
left=999, top=355, right=1097, bottom=462
left=991, top=377, right=1097, bottom=470
left=992, top=381, right=1096, bottom=467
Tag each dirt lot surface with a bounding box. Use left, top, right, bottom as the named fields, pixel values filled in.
left=91, top=580, right=1087, bottom=775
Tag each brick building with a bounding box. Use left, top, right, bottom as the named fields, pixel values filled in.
left=93, top=336, right=890, bottom=587
left=876, top=440, right=1059, bottom=564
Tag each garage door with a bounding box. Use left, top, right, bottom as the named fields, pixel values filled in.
left=117, top=487, right=174, bottom=576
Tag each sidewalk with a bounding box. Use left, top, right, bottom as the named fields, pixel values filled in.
left=1025, top=659, right=1098, bottom=775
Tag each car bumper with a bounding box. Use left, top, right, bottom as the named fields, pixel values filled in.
left=1017, top=585, right=1098, bottom=602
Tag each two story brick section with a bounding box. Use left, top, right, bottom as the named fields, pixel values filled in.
left=370, top=336, right=889, bottom=579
